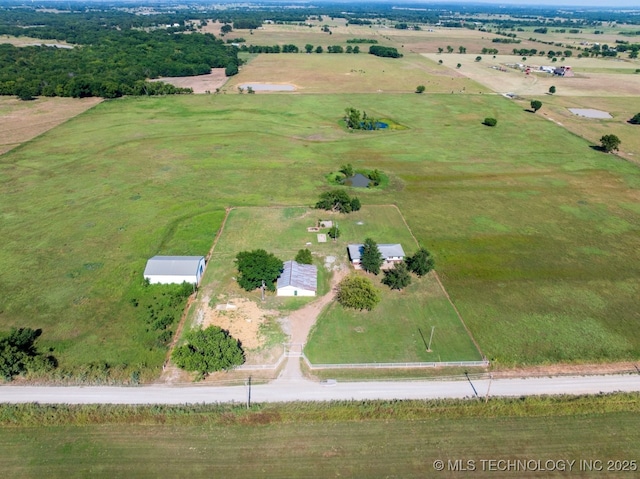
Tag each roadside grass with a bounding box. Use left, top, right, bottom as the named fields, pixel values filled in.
left=0, top=90, right=639, bottom=378
left=0, top=395, right=638, bottom=477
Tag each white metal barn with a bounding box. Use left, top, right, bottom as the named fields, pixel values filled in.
left=277, top=260, right=317, bottom=297
left=143, top=256, right=206, bottom=285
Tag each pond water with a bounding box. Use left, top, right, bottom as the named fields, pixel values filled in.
left=240, top=83, right=295, bottom=91
left=568, top=108, right=612, bottom=119
left=343, top=173, right=371, bottom=188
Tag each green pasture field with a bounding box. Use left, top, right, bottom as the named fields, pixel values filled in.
left=0, top=394, right=639, bottom=478
left=0, top=87, right=639, bottom=378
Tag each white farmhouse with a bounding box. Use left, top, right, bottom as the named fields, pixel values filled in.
left=143, top=256, right=206, bottom=285
left=277, top=260, right=317, bottom=297
left=347, top=243, right=405, bottom=268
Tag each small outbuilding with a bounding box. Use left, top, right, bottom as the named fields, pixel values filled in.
left=143, top=255, right=206, bottom=285
left=347, top=243, right=405, bottom=268
left=277, top=260, right=317, bottom=297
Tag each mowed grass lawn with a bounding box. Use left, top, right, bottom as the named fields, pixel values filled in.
left=0, top=89, right=639, bottom=375
left=1, top=397, right=639, bottom=478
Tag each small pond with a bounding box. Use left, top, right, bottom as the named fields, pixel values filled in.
left=343, top=173, right=371, bottom=188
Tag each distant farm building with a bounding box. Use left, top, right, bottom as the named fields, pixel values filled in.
left=143, top=256, right=206, bottom=285
left=347, top=243, right=405, bottom=269
left=554, top=66, right=573, bottom=77
left=277, top=260, right=317, bottom=296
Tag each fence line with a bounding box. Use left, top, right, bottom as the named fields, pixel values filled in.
left=301, top=354, right=489, bottom=370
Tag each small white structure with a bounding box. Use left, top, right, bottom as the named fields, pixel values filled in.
left=143, top=256, right=206, bottom=285
left=347, top=243, right=405, bottom=268
left=277, top=260, right=317, bottom=297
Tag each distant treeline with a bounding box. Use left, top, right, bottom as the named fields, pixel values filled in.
left=0, top=30, right=238, bottom=99
left=369, top=45, right=402, bottom=58
left=347, top=38, right=378, bottom=44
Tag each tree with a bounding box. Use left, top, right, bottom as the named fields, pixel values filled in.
left=295, top=248, right=313, bottom=265
left=447, top=45, right=454, bottom=53
left=600, top=134, right=621, bottom=152
left=327, top=225, right=341, bottom=239
left=220, top=24, right=233, bottom=35
left=336, top=274, right=381, bottom=311
left=475, top=56, right=482, bottom=62
left=459, top=46, right=467, bottom=54
left=340, top=163, right=354, bottom=178
left=0, top=328, right=56, bottom=380
left=483, top=117, right=498, bottom=127
left=628, top=113, right=640, bottom=124
left=456, top=63, right=462, bottom=69
left=353, top=46, right=360, bottom=54
left=172, top=326, right=244, bottom=377
left=235, top=249, right=283, bottom=292
left=360, top=238, right=384, bottom=275
left=438, top=47, right=444, bottom=54
left=246, top=86, right=255, bottom=94
left=530, top=100, right=542, bottom=112
left=305, top=43, right=314, bottom=53
left=416, top=85, right=426, bottom=94
left=315, top=190, right=359, bottom=213
left=549, top=85, right=556, bottom=94
left=315, top=46, right=323, bottom=54
left=406, top=247, right=435, bottom=277
left=382, top=262, right=412, bottom=290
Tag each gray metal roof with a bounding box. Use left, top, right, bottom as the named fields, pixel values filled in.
left=347, top=244, right=405, bottom=261
left=277, top=260, right=317, bottom=291
left=144, top=256, right=204, bottom=276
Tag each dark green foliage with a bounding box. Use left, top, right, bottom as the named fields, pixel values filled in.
left=340, top=163, right=354, bottom=178
left=225, top=63, right=239, bottom=76
left=295, top=248, right=313, bottom=265
left=315, top=190, right=360, bottom=214
left=172, top=326, right=244, bottom=377
left=361, top=238, right=384, bottom=275
left=336, top=274, right=381, bottom=311
left=344, top=107, right=380, bottom=130
left=531, top=100, right=543, bottom=112
left=382, top=262, right=412, bottom=290
left=328, top=225, right=341, bottom=239
left=367, top=169, right=382, bottom=186
left=0, top=30, right=238, bottom=98
left=235, top=249, right=283, bottom=292
left=600, top=134, right=621, bottom=152
left=406, top=247, right=435, bottom=277
left=0, top=328, right=57, bottom=380
left=629, top=113, right=640, bottom=124
left=416, top=85, right=426, bottom=93
left=346, top=38, right=378, bottom=44
left=549, top=85, right=556, bottom=94
left=220, top=24, right=233, bottom=34
left=369, top=45, right=402, bottom=58
left=483, top=117, right=498, bottom=127
left=305, top=43, right=314, bottom=53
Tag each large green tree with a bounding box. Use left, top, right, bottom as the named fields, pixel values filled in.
left=0, top=328, right=56, bottom=380
left=295, top=248, right=313, bottom=265
left=530, top=100, right=543, bottom=112
left=406, top=247, right=435, bottom=277
left=360, top=238, right=384, bottom=275
left=382, top=262, right=412, bottom=290
left=315, top=190, right=360, bottom=214
left=235, top=249, right=283, bottom=292
left=600, top=134, right=621, bottom=152
left=336, top=274, right=381, bottom=311
left=172, top=326, right=244, bottom=377
left=629, top=113, right=640, bottom=125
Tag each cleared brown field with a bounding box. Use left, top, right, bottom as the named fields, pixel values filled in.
left=0, top=97, right=101, bottom=155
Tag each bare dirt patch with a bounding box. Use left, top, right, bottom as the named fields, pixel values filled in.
left=151, top=68, right=229, bottom=93
left=201, top=297, right=278, bottom=349
left=0, top=96, right=101, bottom=155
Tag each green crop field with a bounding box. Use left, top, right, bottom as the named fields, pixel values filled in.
left=1, top=86, right=639, bottom=378
left=0, top=395, right=639, bottom=478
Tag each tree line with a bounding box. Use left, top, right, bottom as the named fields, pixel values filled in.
left=0, top=30, right=239, bottom=99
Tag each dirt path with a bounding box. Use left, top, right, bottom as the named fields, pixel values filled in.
left=277, top=266, right=349, bottom=381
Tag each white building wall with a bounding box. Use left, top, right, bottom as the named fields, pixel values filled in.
left=277, top=285, right=316, bottom=297
left=145, top=274, right=198, bottom=285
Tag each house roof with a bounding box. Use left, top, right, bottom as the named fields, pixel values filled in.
left=277, top=260, right=317, bottom=291
left=144, top=256, right=204, bottom=277
left=347, top=244, right=405, bottom=261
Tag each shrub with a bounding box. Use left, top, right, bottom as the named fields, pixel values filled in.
left=483, top=117, right=498, bottom=127
left=629, top=113, right=640, bottom=124
left=295, top=248, right=313, bottom=265
left=172, top=326, right=244, bottom=377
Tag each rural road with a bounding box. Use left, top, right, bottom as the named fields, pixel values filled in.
left=1, top=373, right=639, bottom=405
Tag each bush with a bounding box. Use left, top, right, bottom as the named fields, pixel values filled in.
left=483, top=117, right=498, bottom=127
left=172, top=326, right=244, bottom=377
left=416, top=85, right=426, bottom=94
left=629, top=113, right=640, bottom=124
left=295, top=248, right=313, bottom=265
left=336, top=274, right=381, bottom=311
left=328, top=225, right=341, bottom=239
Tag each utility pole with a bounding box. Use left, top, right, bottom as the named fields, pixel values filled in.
left=245, top=376, right=252, bottom=409
left=427, top=325, right=435, bottom=352
left=485, top=374, right=493, bottom=403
